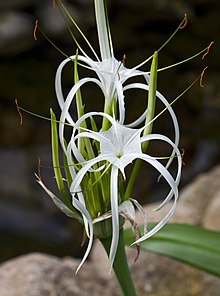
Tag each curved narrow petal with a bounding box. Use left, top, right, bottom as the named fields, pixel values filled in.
left=71, top=197, right=94, bottom=274
left=140, top=133, right=182, bottom=208
left=68, top=131, right=100, bottom=165
left=74, top=110, right=116, bottom=129
left=133, top=196, right=177, bottom=244
left=55, top=55, right=100, bottom=123
left=155, top=90, right=180, bottom=171
left=132, top=152, right=179, bottom=243
left=124, top=82, right=180, bottom=171
left=130, top=152, right=178, bottom=202
left=128, top=155, right=178, bottom=245
left=70, top=155, right=108, bottom=194
left=59, top=77, right=104, bottom=152
left=109, top=165, right=119, bottom=271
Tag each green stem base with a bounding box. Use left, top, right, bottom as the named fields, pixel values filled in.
left=100, top=229, right=137, bottom=296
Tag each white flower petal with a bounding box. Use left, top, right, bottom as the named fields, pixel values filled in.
left=71, top=197, right=94, bottom=274
left=133, top=196, right=177, bottom=245
left=70, top=155, right=108, bottom=194
left=109, top=165, right=119, bottom=272
left=140, top=133, right=182, bottom=208
left=119, top=199, right=135, bottom=222
left=35, top=174, right=80, bottom=220
left=59, top=77, right=103, bottom=151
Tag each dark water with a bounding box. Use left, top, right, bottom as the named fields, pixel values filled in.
left=0, top=0, right=220, bottom=262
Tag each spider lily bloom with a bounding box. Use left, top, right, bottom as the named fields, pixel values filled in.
left=63, top=111, right=182, bottom=271
left=55, top=0, right=180, bottom=146
left=36, top=0, right=188, bottom=274
left=55, top=0, right=181, bottom=208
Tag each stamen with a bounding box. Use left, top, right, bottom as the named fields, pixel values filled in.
left=38, top=158, right=42, bottom=181
left=200, top=66, right=208, bottom=87
left=181, top=148, right=186, bottom=165
left=33, top=20, right=39, bottom=41
left=117, top=54, right=126, bottom=79
left=179, top=13, right=187, bottom=29
left=202, top=41, right=214, bottom=60
left=122, top=54, right=126, bottom=66
left=15, top=99, right=23, bottom=125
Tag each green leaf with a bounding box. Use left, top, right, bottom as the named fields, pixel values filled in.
left=124, top=223, right=220, bottom=277
left=50, top=109, right=70, bottom=205
left=62, top=139, right=72, bottom=188
left=143, top=51, right=158, bottom=142
left=124, top=52, right=158, bottom=201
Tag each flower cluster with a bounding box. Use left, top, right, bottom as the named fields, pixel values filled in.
left=37, top=0, right=182, bottom=272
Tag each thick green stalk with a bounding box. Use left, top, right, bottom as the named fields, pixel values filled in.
left=100, top=229, right=136, bottom=296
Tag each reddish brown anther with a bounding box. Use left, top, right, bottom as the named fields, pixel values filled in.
left=33, top=20, right=39, bottom=41
left=122, top=54, right=126, bottom=66
left=181, top=148, right=186, bottom=165
left=179, top=14, right=187, bottom=29
left=15, top=99, right=23, bottom=125
left=202, top=41, right=214, bottom=60
left=200, top=66, right=208, bottom=87
left=38, top=158, right=42, bottom=181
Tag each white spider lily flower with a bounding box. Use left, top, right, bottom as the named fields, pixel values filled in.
left=55, top=0, right=180, bottom=152
left=66, top=111, right=182, bottom=270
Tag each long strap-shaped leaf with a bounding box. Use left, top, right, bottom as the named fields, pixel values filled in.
left=124, top=223, right=220, bottom=277
left=50, top=109, right=73, bottom=209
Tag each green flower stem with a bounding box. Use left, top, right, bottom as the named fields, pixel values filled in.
left=100, top=228, right=137, bottom=296
left=124, top=158, right=142, bottom=201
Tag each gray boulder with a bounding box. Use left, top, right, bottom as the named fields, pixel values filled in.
left=1, top=165, right=220, bottom=295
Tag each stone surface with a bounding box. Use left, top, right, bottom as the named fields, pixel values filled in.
left=92, top=165, right=220, bottom=295
left=1, top=165, right=220, bottom=295
left=0, top=253, right=59, bottom=296
left=203, top=189, right=220, bottom=231
left=0, top=253, right=118, bottom=296
left=172, top=165, right=220, bottom=226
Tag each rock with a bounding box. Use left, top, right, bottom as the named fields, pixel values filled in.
left=126, top=165, right=220, bottom=227
left=0, top=253, right=119, bottom=296
left=172, top=165, right=220, bottom=226
left=128, top=252, right=220, bottom=296
left=1, top=165, right=220, bottom=295
left=203, top=189, right=220, bottom=231
left=91, top=165, right=220, bottom=295
left=92, top=240, right=220, bottom=296
left=0, top=253, right=59, bottom=296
